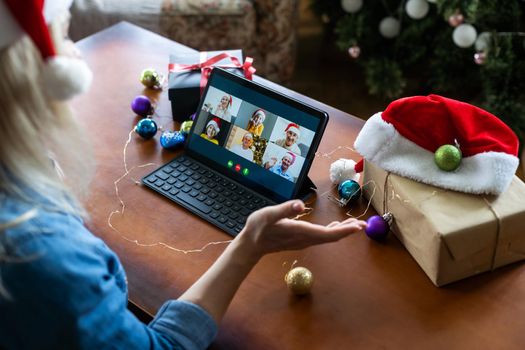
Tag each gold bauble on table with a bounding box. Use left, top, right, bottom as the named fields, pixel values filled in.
left=285, top=267, right=313, bottom=295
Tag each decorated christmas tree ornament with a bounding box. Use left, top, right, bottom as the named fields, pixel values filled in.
left=452, top=24, right=477, bottom=48
left=180, top=120, right=193, bottom=135
left=434, top=144, right=462, bottom=171
left=365, top=213, right=393, bottom=241
left=447, top=11, right=464, bottom=27
left=348, top=45, right=361, bottom=58
left=160, top=130, right=185, bottom=149
left=131, top=95, right=154, bottom=117
left=134, top=118, right=158, bottom=139
left=285, top=267, right=313, bottom=295
left=475, top=32, right=492, bottom=52
left=379, top=17, right=401, bottom=39
left=341, top=0, right=363, bottom=13
left=139, top=68, right=161, bottom=89
left=474, top=51, right=487, bottom=65
left=354, top=95, right=519, bottom=195
left=338, top=179, right=362, bottom=205
left=405, top=0, right=429, bottom=20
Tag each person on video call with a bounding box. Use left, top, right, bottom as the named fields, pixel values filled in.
left=264, top=152, right=297, bottom=181
left=0, top=2, right=368, bottom=349
left=230, top=132, right=254, bottom=161
left=275, top=122, right=301, bottom=155
left=246, top=109, right=266, bottom=137
left=200, top=118, right=221, bottom=145
left=213, top=94, right=232, bottom=121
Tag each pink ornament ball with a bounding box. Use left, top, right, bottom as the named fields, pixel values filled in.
left=448, top=12, right=464, bottom=27
left=348, top=45, right=361, bottom=59
left=474, top=52, right=487, bottom=65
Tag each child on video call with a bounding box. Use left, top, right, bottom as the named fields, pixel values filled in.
left=246, top=109, right=266, bottom=137
left=200, top=118, right=221, bottom=145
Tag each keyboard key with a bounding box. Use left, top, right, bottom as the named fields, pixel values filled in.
left=201, top=188, right=210, bottom=194
left=192, top=174, right=202, bottom=180
left=185, top=170, right=194, bottom=176
left=163, top=167, right=173, bottom=174
left=231, top=195, right=239, bottom=201
left=156, top=172, right=169, bottom=180
left=172, top=171, right=181, bottom=178
left=167, top=178, right=176, bottom=185
left=207, top=182, right=216, bottom=189
left=253, top=197, right=261, bottom=204
left=232, top=205, right=241, bottom=212
left=221, top=208, right=231, bottom=215
left=247, top=203, right=256, bottom=210
left=209, top=191, right=218, bottom=198
left=237, top=189, right=245, bottom=195
left=225, top=201, right=233, bottom=207
left=241, top=208, right=251, bottom=216
left=224, top=190, right=232, bottom=197
left=213, top=204, right=223, bottom=211
left=169, top=188, right=179, bottom=196
left=228, top=183, right=237, bottom=191
left=174, top=182, right=184, bottom=189
left=239, top=199, right=247, bottom=205
left=197, top=194, right=207, bottom=202
left=189, top=190, right=199, bottom=197
left=198, top=168, right=207, bottom=174
left=234, top=225, right=244, bottom=233
left=182, top=159, right=192, bottom=166
left=237, top=216, right=247, bottom=224
left=178, top=165, right=187, bottom=172
left=146, top=175, right=157, bottom=183
left=176, top=192, right=211, bottom=214
left=190, top=164, right=199, bottom=170
left=226, top=220, right=236, bottom=229
left=181, top=186, right=191, bottom=193
left=154, top=179, right=164, bottom=187
left=217, top=215, right=227, bottom=223
left=200, top=178, right=209, bottom=184
left=245, top=193, right=253, bottom=199
left=162, top=184, right=171, bottom=191
left=205, top=199, right=214, bottom=206
left=186, top=179, right=195, bottom=186
left=216, top=197, right=225, bottom=203
left=193, top=183, right=203, bottom=190
left=178, top=175, right=188, bottom=182
left=229, top=212, right=239, bottom=220
left=210, top=211, right=219, bottom=219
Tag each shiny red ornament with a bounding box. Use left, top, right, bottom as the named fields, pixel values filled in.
left=474, top=51, right=487, bottom=65
left=448, top=12, right=464, bottom=27
left=348, top=45, right=361, bottom=59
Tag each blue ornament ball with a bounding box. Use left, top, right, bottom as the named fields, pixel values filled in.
left=337, top=179, right=361, bottom=203
left=131, top=95, right=153, bottom=117
left=160, top=130, right=185, bottom=149
left=135, top=118, right=157, bottom=139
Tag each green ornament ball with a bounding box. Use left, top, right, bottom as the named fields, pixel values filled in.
left=434, top=144, right=462, bottom=171
left=180, top=120, right=193, bottom=135
left=140, top=68, right=160, bottom=88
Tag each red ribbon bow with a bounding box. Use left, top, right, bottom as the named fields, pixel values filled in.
left=168, top=52, right=256, bottom=94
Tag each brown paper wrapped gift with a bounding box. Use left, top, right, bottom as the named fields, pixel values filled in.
left=363, top=160, right=525, bottom=286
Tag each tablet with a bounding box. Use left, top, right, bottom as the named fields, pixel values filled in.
left=185, top=67, right=328, bottom=203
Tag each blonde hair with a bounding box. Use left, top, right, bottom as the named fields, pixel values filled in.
left=0, top=27, right=94, bottom=296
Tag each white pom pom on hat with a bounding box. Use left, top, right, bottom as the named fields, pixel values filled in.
left=0, top=0, right=92, bottom=101
left=329, top=158, right=361, bottom=184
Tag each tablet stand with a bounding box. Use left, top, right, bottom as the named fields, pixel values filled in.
left=296, top=176, right=317, bottom=202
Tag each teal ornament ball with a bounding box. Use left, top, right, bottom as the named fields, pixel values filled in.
left=337, top=179, right=361, bottom=204
left=135, top=118, right=157, bottom=139
left=434, top=144, right=462, bottom=171
left=160, top=131, right=185, bottom=149
left=180, top=120, right=193, bottom=135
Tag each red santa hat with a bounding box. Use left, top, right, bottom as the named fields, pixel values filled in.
left=285, top=123, right=301, bottom=137
left=0, top=0, right=92, bottom=101
left=283, top=151, right=296, bottom=165
left=350, top=94, right=519, bottom=195
left=207, top=117, right=221, bottom=133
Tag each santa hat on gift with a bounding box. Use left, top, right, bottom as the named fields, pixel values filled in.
left=0, top=0, right=92, bottom=101
left=347, top=94, right=519, bottom=195
left=283, top=151, right=296, bottom=165
left=285, top=123, right=301, bottom=137
left=207, top=117, right=221, bottom=133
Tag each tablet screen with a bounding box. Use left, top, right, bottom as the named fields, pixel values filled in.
left=186, top=68, right=328, bottom=202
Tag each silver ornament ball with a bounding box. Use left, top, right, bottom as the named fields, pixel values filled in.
left=452, top=24, right=477, bottom=48
left=379, top=17, right=401, bottom=38
left=341, top=0, right=363, bottom=13
left=405, top=0, right=429, bottom=20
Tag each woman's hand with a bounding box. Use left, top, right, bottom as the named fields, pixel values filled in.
left=238, top=200, right=367, bottom=260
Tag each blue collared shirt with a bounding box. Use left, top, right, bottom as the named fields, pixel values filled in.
left=269, top=165, right=292, bottom=181
left=0, top=192, right=217, bottom=350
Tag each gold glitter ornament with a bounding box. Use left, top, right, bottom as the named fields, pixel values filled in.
left=285, top=267, right=313, bottom=295
left=140, top=68, right=161, bottom=88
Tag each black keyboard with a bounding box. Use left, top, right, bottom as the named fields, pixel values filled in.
left=142, top=155, right=274, bottom=236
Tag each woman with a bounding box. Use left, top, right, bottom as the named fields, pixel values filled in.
left=0, top=2, right=367, bottom=349
left=213, top=94, right=232, bottom=121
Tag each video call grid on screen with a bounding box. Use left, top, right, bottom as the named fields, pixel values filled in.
left=187, top=71, right=321, bottom=200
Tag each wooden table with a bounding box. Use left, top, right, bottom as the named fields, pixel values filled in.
left=74, top=22, right=525, bottom=350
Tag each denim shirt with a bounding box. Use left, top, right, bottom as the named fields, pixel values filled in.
left=0, top=193, right=217, bottom=350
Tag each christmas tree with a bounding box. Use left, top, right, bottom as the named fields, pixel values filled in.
left=311, top=0, right=525, bottom=150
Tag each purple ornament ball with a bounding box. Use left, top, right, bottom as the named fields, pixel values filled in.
left=131, top=95, right=153, bottom=117
left=365, top=215, right=390, bottom=240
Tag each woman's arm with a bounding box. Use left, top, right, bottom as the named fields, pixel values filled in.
left=179, top=200, right=366, bottom=324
